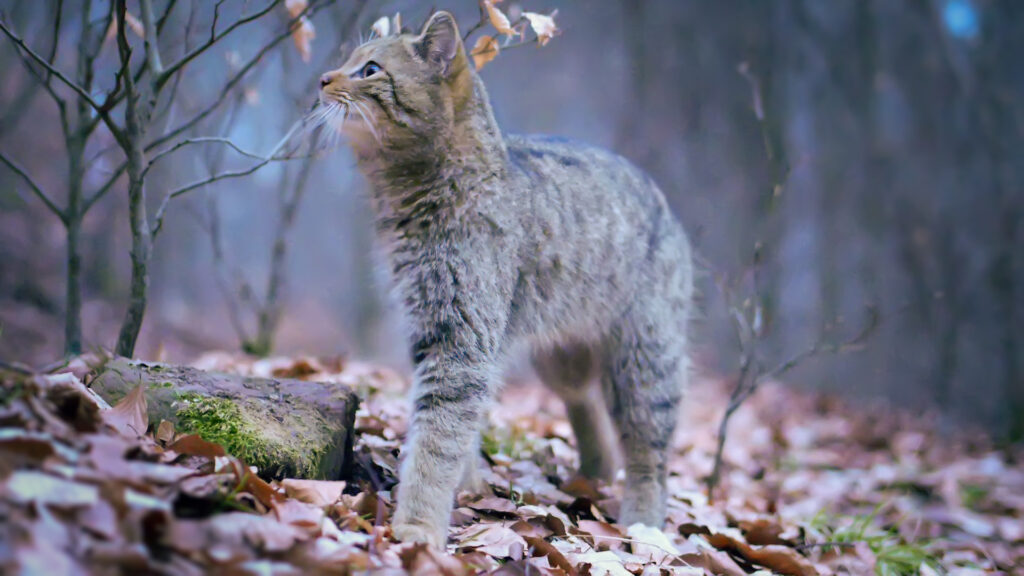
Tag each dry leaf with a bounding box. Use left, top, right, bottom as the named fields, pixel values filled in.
left=4, top=470, right=99, bottom=507
left=291, top=17, right=316, bottom=63
left=626, top=523, right=680, bottom=564
left=707, top=532, right=819, bottom=576
left=371, top=16, right=391, bottom=39
left=169, top=434, right=227, bottom=458
left=484, top=1, right=516, bottom=36
left=472, top=35, right=500, bottom=70
left=523, top=11, right=559, bottom=46
left=285, top=0, right=308, bottom=19
left=281, top=479, right=346, bottom=507
left=103, top=384, right=148, bottom=437
left=156, top=420, right=175, bottom=445
left=105, top=11, right=144, bottom=41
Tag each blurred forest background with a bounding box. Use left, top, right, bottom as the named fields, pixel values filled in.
left=0, top=0, right=1021, bottom=439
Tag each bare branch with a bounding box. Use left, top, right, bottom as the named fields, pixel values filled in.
left=0, top=152, right=65, bottom=221
left=139, top=0, right=164, bottom=75
left=155, top=0, right=281, bottom=89
left=155, top=0, right=179, bottom=35
left=146, top=0, right=336, bottom=151
left=145, top=137, right=279, bottom=176
left=462, top=1, right=489, bottom=42
left=151, top=122, right=303, bottom=237
left=760, top=305, right=880, bottom=384
left=0, top=19, right=103, bottom=114
left=82, top=161, right=128, bottom=213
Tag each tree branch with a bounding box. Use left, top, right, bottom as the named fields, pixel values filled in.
left=151, top=122, right=303, bottom=237
left=155, top=0, right=281, bottom=90
left=0, top=19, right=103, bottom=114
left=139, top=0, right=164, bottom=75
left=146, top=0, right=334, bottom=151
left=145, top=136, right=280, bottom=176
left=155, top=0, right=179, bottom=35
left=0, top=152, right=65, bottom=221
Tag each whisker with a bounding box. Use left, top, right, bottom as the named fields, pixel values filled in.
left=351, top=99, right=381, bottom=144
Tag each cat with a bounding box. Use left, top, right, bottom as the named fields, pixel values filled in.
left=315, top=11, right=694, bottom=548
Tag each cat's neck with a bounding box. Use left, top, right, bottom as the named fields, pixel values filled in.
left=361, top=74, right=508, bottom=235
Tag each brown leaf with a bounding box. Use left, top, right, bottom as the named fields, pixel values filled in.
left=707, top=532, right=819, bottom=576
left=484, top=1, right=516, bottom=36
left=169, top=433, right=226, bottom=458
left=291, top=17, right=316, bottom=63
left=155, top=419, right=175, bottom=445
left=281, top=478, right=346, bottom=507
left=575, top=520, right=624, bottom=551
left=103, top=384, right=148, bottom=437
left=399, top=542, right=475, bottom=576
left=104, top=11, right=145, bottom=41
left=523, top=11, right=559, bottom=46
left=561, top=475, right=603, bottom=502
left=467, top=494, right=518, bottom=516
left=456, top=524, right=526, bottom=558
left=284, top=0, right=308, bottom=19
left=471, top=35, right=500, bottom=70
left=523, top=535, right=577, bottom=576
left=272, top=498, right=325, bottom=529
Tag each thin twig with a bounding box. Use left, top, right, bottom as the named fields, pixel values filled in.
left=0, top=152, right=65, bottom=221
left=146, top=0, right=333, bottom=151
left=151, top=122, right=304, bottom=237
left=0, top=20, right=105, bottom=115
left=145, top=137, right=279, bottom=175
left=461, top=1, right=488, bottom=42
left=156, top=0, right=281, bottom=89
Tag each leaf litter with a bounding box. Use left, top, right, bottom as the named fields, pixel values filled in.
left=0, top=353, right=1020, bottom=575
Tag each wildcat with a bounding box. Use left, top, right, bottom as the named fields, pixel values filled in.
left=315, top=11, right=694, bottom=548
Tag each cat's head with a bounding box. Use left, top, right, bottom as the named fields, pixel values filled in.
left=315, top=11, right=474, bottom=157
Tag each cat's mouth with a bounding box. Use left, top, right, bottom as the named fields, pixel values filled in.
left=309, top=90, right=381, bottom=146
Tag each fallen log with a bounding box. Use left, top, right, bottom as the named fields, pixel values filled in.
left=90, top=358, right=358, bottom=481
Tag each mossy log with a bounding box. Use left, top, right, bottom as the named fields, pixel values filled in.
left=90, top=358, right=358, bottom=481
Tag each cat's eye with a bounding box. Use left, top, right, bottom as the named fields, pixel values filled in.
left=360, top=61, right=382, bottom=78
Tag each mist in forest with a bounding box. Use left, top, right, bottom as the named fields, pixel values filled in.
left=0, top=0, right=1021, bottom=438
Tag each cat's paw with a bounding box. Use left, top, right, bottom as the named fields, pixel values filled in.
left=392, top=522, right=446, bottom=549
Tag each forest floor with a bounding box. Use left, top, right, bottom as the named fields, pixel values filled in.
left=1, top=353, right=1021, bottom=575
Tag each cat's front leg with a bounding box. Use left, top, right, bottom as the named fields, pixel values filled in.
left=392, top=357, right=496, bottom=548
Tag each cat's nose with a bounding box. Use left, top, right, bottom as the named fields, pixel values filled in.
left=320, top=74, right=332, bottom=89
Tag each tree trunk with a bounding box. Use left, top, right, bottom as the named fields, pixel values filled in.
left=90, top=357, right=359, bottom=480
left=113, top=0, right=152, bottom=358
left=64, top=138, right=84, bottom=357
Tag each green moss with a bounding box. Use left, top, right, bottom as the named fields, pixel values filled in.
left=173, top=392, right=336, bottom=479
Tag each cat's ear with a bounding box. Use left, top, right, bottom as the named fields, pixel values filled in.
left=415, top=11, right=461, bottom=74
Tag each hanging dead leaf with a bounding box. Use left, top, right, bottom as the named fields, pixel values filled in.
left=103, top=384, right=148, bottom=437
left=105, top=11, right=145, bottom=41
left=284, top=0, right=308, bottom=19
left=472, top=35, right=500, bottom=70
left=523, top=11, right=559, bottom=46
left=371, top=16, right=390, bottom=39
left=291, top=17, right=316, bottom=63
left=484, top=1, right=516, bottom=36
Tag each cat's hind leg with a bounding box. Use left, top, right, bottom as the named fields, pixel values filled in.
left=533, top=342, right=620, bottom=481
left=601, top=308, right=688, bottom=528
